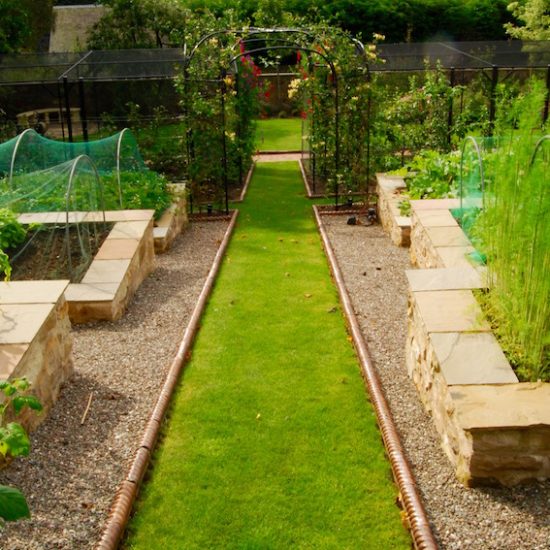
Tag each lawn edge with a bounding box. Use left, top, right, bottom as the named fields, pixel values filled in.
left=96, top=210, right=239, bottom=550
left=313, top=205, right=438, bottom=550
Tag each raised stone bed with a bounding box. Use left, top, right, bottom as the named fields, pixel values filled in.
left=409, top=198, right=467, bottom=268
left=0, top=280, right=73, bottom=431
left=406, top=207, right=550, bottom=487
left=153, top=183, right=188, bottom=254
left=376, top=173, right=411, bottom=246
left=18, top=210, right=156, bottom=324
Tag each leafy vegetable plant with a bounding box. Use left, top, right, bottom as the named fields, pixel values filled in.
left=0, top=378, right=43, bottom=525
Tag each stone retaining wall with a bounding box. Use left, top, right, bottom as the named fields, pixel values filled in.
left=376, top=174, right=411, bottom=247
left=407, top=200, right=550, bottom=486
left=0, top=281, right=73, bottom=432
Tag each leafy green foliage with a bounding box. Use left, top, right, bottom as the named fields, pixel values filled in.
left=0, top=208, right=27, bottom=250
left=505, top=0, right=550, bottom=40
left=0, top=378, right=42, bottom=526
left=0, top=0, right=30, bottom=53
left=0, top=486, right=30, bottom=522
left=402, top=149, right=461, bottom=199
left=471, top=81, right=549, bottom=381
left=0, top=208, right=26, bottom=280
left=103, top=171, right=173, bottom=218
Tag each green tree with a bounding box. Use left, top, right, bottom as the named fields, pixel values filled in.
left=505, top=0, right=550, bottom=40
left=0, top=0, right=30, bottom=53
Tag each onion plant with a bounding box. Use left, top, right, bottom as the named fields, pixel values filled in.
left=473, top=81, right=549, bottom=381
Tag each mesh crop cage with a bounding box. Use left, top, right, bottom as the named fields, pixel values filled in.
left=0, top=155, right=107, bottom=282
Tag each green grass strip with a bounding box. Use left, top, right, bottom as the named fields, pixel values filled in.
left=125, top=162, right=410, bottom=549
left=255, top=118, right=302, bottom=151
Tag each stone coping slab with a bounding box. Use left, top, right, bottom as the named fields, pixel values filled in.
left=431, top=332, right=518, bottom=385
left=64, top=282, right=118, bottom=302
left=0, top=303, right=57, bottom=345
left=411, top=198, right=461, bottom=210
left=406, top=266, right=485, bottom=292
left=450, top=383, right=550, bottom=430
left=153, top=183, right=188, bottom=254
left=67, top=216, right=155, bottom=323
left=414, top=289, right=491, bottom=333
left=0, top=280, right=70, bottom=304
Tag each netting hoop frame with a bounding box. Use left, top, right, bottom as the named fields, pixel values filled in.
left=529, top=134, right=550, bottom=169
left=64, top=154, right=106, bottom=278
left=9, top=128, right=36, bottom=186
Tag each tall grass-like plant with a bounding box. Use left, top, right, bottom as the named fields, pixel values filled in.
left=474, top=80, right=549, bottom=381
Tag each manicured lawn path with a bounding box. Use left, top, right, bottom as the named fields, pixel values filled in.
left=125, top=162, right=410, bottom=549
left=255, top=118, right=302, bottom=151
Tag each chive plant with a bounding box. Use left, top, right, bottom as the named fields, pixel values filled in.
left=473, top=81, right=549, bottom=381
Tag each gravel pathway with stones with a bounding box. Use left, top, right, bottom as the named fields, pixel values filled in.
left=0, top=220, right=229, bottom=550
left=322, top=214, right=550, bottom=550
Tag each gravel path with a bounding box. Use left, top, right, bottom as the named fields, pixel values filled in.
left=0, top=221, right=229, bottom=550
left=321, top=214, right=550, bottom=550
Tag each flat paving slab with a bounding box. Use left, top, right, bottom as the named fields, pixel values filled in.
left=0, top=280, right=69, bottom=304
left=81, top=259, right=131, bottom=284
left=427, top=226, right=472, bottom=247
left=0, top=303, right=54, bottom=345
left=95, top=238, right=140, bottom=260
left=108, top=220, right=151, bottom=240
left=414, top=289, right=491, bottom=333
left=431, top=332, right=518, bottom=385
left=411, top=198, right=461, bottom=210
left=406, top=267, right=485, bottom=292
left=415, top=209, right=458, bottom=227
left=64, top=282, right=118, bottom=302
left=437, top=245, right=476, bottom=268
left=450, top=383, right=550, bottom=429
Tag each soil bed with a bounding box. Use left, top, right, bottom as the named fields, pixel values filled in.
left=10, top=224, right=112, bottom=283
left=320, top=213, right=550, bottom=550
left=0, top=220, right=230, bottom=550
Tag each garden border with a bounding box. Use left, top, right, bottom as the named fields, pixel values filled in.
left=313, top=204, right=437, bottom=550
left=406, top=200, right=550, bottom=486
left=96, top=210, right=239, bottom=550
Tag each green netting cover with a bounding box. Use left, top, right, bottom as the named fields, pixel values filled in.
left=1, top=155, right=108, bottom=282
left=0, top=154, right=105, bottom=213
left=0, top=128, right=172, bottom=215
left=0, top=128, right=146, bottom=181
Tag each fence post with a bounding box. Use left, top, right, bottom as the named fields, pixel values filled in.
left=488, top=65, right=498, bottom=134
left=220, top=69, right=229, bottom=215
left=78, top=77, right=89, bottom=142
left=63, top=76, right=73, bottom=143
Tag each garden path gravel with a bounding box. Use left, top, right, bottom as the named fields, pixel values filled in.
left=0, top=221, right=229, bottom=550
left=322, top=214, right=550, bottom=550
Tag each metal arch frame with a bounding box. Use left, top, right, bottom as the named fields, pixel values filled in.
left=64, top=154, right=106, bottom=279
left=459, top=135, right=485, bottom=211
left=116, top=128, right=134, bottom=208
left=8, top=128, right=40, bottom=187
left=184, top=27, right=366, bottom=208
